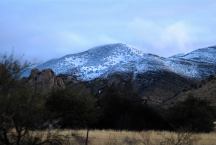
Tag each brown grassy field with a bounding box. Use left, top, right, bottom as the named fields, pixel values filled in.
left=43, top=129, right=216, bottom=145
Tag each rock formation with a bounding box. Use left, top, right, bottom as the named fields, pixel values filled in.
left=28, top=69, right=65, bottom=95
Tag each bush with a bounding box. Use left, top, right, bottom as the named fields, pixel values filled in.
left=46, top=88, right=98, bottom=128
left=167, top=95, right=215, bottom=132
left=96, top=84, right=169, bottom=130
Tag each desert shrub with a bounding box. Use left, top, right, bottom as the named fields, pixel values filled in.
left=159, top=132, right=198, bottom=145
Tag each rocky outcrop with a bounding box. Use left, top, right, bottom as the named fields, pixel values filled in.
left=28, top=69, right=65, bottom=95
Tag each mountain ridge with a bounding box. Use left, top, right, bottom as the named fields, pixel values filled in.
left=23, top=43, right=216, bottom=81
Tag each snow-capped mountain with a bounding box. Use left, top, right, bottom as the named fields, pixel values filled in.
left=175, top=46, right=216, bottom=63
left=167, top=46, right=216, bottom=78
left=24, top=43, right=216, bottom=80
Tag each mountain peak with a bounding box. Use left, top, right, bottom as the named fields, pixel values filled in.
left=172, top=45, right=216, bottom=64
left=86, top=43, right=144, bottom=57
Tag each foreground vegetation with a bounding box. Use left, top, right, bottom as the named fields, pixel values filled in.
left=0, top=55, right=216, bottom=145
left=24, top=129, right=216, bottom=145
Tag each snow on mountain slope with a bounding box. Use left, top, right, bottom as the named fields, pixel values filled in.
left=35, top=43, right=167, bottom=80
left=24, top=43, right=216, bottom=80
left=167, top=46, right=216, bottom=78
left=171, top=46, right=216, bottom=64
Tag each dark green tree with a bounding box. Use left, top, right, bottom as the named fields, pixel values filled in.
left=97, top=84, right=168, bottom=130
left=168, top=95, right=215, bottom=132
left=46, top=87, right=98, bottom=128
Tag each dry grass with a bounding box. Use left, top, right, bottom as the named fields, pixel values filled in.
left=38, top=129, right=216, bottom=145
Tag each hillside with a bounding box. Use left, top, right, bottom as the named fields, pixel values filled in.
left=88, top=71, right=196, bottom=106
left=164, top=76, right=216, bottom=107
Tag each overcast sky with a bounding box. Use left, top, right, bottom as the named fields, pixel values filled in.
left=1, top=0, right=216, bottom=62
